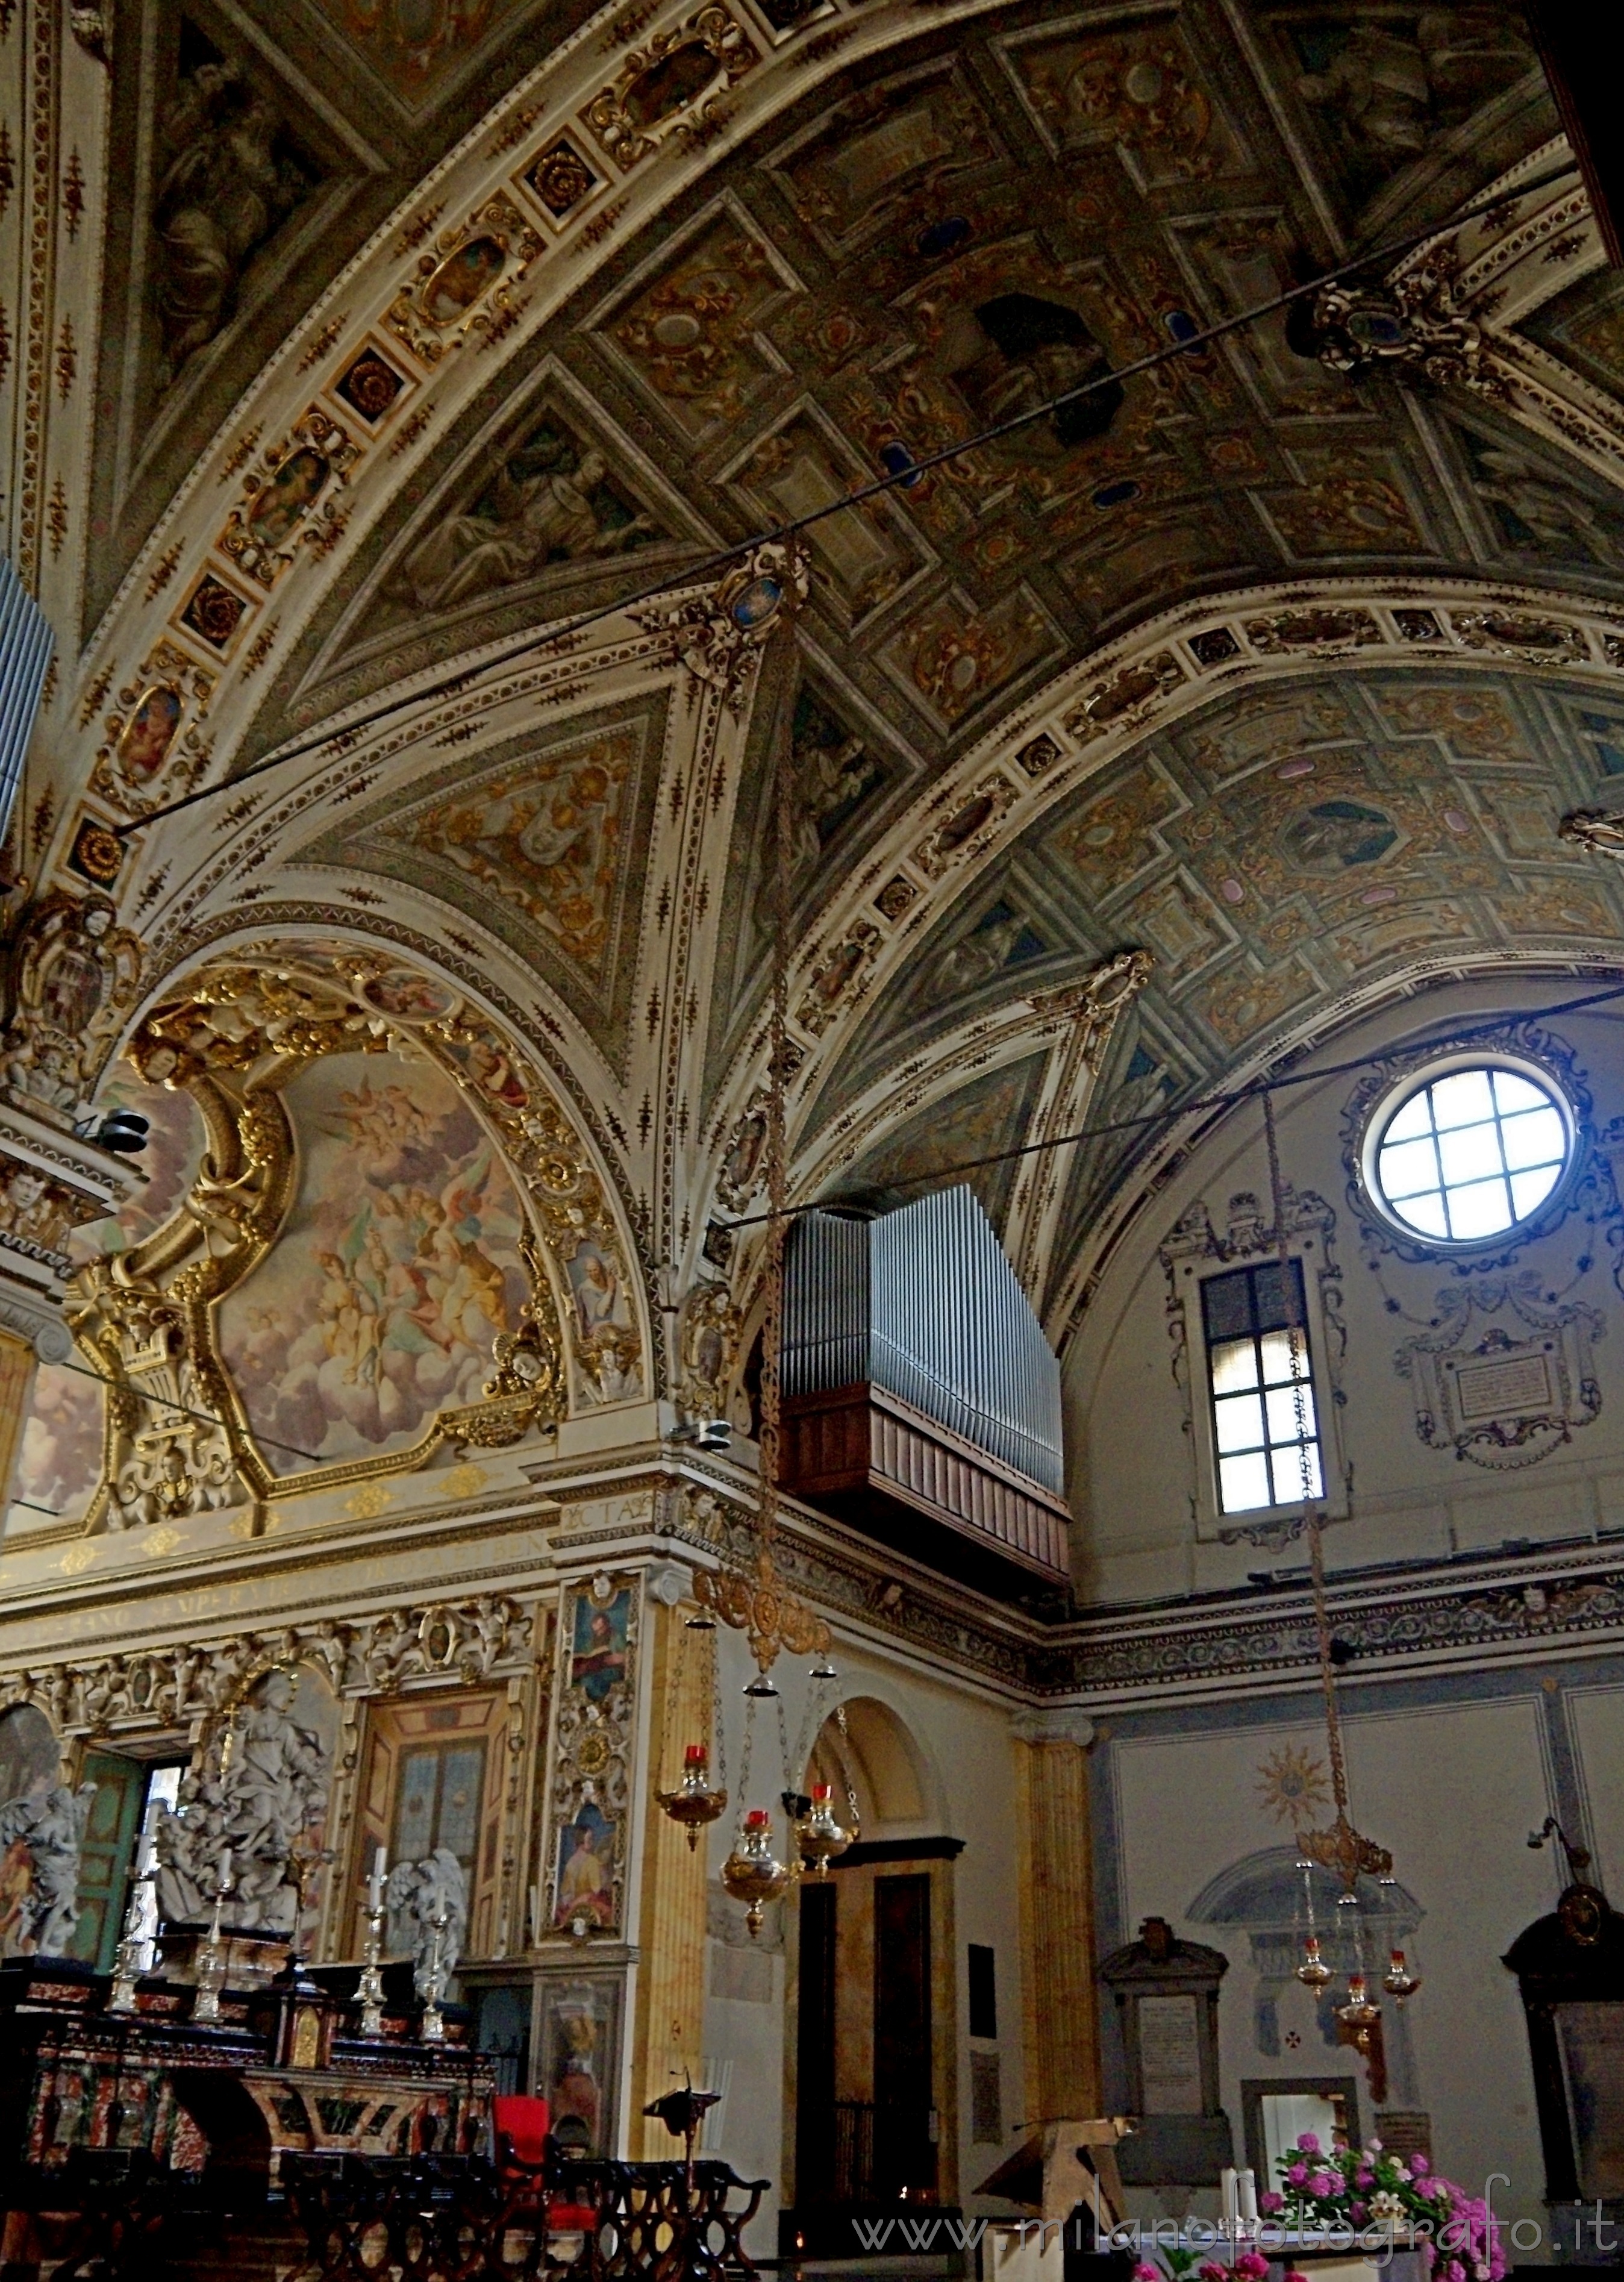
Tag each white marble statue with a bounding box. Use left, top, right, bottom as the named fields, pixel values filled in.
left=0, top=1781, right=97, bottom=1955
left=385, top=1846, right=468, bottom=2000
left=155, top=1668, right=329, bottom=1931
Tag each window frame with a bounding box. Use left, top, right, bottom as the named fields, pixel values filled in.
left=1201, top=1258, right=1326, bottom=1521
left=1358, top=1050, right=1576, bottom=1254
left=1167, top=1237, right=1348, bottom=1540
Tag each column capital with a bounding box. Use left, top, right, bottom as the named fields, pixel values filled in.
left=1012, top=1706, right=1096, bottom=1749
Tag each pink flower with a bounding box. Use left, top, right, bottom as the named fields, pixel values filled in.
left=1310, top=2173, right=1337, bottom=2197
left=1285, top=2270, right=1310, bottom=2282
left=1411, top=2156, right=1430, bottom=2177
left=1287, top=2163, right=1308, bottom=2186
left=1133, top=2264, right=1160, bottom=2280
left=1198, top=2262, right=1228, bottom=2280
left=1355, top=2171, right=1375, bottom=2190
left=1296, top=2133, right=1322, bottom=2154
left=1258, top=2193, right=1284, bottom=2216
left=1350, top=2204, right=1367, bottom=2226
left=1235, top=2254, right=1269, bottom=2279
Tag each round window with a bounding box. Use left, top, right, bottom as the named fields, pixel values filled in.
left=1366, top=1058, right=1574, bottom=1245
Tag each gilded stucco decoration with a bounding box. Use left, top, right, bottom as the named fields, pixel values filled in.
left=51, top=940, right=651, bottom=1533
left=1, top=894, right=143, bottom=1117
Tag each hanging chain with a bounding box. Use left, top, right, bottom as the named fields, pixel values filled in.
left=1264, top=1090, right=1392, bottom=1895
left=1263, top=1087, right=1351, bottom=1823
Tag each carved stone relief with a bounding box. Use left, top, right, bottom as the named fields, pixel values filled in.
left=155, top=1663, right=336, bottom=1933
left=1394, top=1277, right=1604, bottom=1469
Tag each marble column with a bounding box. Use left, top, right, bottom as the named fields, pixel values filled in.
left=631, top=1577, right=712, bottom=2157
left=1013, top=1708, right=1100, bottom=2125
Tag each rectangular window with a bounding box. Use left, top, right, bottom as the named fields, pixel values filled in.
left=968, top=1943, right=996, bottom=2040
left=1201, top=1260, right=1323, bottom=1515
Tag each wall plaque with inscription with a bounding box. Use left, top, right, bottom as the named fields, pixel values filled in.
left=1101, top=1918, right=1233, bottom=2184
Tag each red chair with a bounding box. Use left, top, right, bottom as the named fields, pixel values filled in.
left=493, top=2095, right=598, bottom=2243
left=494, top=2095, right=551, bottom=2172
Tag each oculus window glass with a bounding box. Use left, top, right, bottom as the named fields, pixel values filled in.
left=1201, top=1260, right=1323, bottom=1516
left=1369, top=1060, right=1572, bottom=1245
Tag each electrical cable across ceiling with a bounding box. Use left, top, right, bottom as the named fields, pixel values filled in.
left=111, top=157, right=1579, bottom=843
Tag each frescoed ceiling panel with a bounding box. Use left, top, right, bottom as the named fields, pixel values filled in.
left=83, top=0, right=623, bottom=633
left=822, top=663, right=1624, bottom=1283
left=820, top=1051, right=1050, bottom=1234
left=294, top=693, right=669, bottom=1074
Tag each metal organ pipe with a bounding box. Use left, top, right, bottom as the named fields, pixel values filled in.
left=782, top=1186, right=1063, bottom=1495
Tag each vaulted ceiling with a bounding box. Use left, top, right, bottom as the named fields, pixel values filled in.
left=10, top=0, right=1624, bottom=1351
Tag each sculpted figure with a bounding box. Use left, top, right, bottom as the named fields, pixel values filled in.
left=385, top=1846, right=468, bottom=1999
left=153, top=60, right=308, bottom=379
left=0, top=1781, right=97, bottom=1955
left=392, top=445, right=654, bottom=615
left=1, top=893, right=142, bottom=1117
left=1298, top=10, right=1529, bottom=163
left=154, top=1668, right=329, bottom=1930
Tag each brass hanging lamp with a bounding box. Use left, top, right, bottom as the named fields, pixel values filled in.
left=656, top=546, right=837, bottom=1933
left=1260, top=1093, right=1420, bottom=2037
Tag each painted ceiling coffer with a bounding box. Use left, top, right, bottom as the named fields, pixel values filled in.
left=780, top=1187, right=1069, bottom=1596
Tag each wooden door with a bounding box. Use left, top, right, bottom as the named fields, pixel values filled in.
left=796, top=1880, right=837, bottom=2203
left=873, top=1872, right=934, bottom=2196
left=69, top=1751, right=146, bottom=1971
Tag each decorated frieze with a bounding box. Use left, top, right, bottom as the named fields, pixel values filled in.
left=0, top=1593, right=534, bottom=1739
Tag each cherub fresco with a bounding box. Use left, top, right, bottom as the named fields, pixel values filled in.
left=219, top=1052, right=529, bottom=1469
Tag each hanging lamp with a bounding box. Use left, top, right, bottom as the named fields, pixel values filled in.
left=655, top=543, right=842, bottom=1935
left=1260, top=1093, right=1420, bottom=2034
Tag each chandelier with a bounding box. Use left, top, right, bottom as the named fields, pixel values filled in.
left=1258, top=1096, right=1421, bottom=2075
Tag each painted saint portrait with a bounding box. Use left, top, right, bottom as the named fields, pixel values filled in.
left=217, top=1049, right=530, bottom=1471
left=388, top=417, right=655, bottom=619
left=422, top=234, right=507, bottom=326
left=360, top=968, right=458, bottom=1023
left=246, top=446, right=330, bottom=547
left=540, top=1979, right=619, bottom=2152
left=1279, top=798, right=1399, bottom=874
left=569, top=1587, right=629, bottom=1704
left=115, top=684, right=184, bottom=784
left=554, top=1798, right=616, bottom=1930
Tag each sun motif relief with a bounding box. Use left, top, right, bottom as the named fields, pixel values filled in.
left=1254, top=1742, right=1329, bottom=1825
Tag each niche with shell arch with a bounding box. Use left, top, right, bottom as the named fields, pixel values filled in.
left=805, top=1693, right=942, bottom=1839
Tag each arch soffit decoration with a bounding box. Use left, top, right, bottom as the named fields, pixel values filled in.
left=697, top=572, right=1624, bottom=1218
left=46, top=14, right=1620, bottom=917
left=63, top=931, right=652, bottom=1534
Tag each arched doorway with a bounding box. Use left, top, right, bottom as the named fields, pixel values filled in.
left=788, top=1698, right=959, bottom=2253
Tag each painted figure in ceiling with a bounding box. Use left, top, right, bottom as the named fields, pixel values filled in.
left=390, top=424, right=655, bottom=614
left=152, top=55, right=311, bottom=380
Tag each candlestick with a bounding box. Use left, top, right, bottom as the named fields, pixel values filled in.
left=107, top=1838, right=158, bottom=2015
left=1238, top=2169, right=1257, bottom=2227
left=367, top=1843, right=387, bottom=1916
left=357, top=1894, right=387, bottom=2039
left=1220, top=2166, right=1238, bottom=2243
left=192, top=1855, right=235, bottom=2025
left=419, top=1908, right=449, bottom=2045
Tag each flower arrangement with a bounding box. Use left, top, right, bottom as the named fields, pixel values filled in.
left=1130, top=2134, right=1504, bottom=2282
left=1264, top=2133, right=1506, bottom=2282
